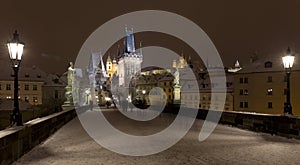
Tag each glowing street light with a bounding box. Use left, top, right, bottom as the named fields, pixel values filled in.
left=7, top=31, right=25, bottom=126
left=282, top=47, right=295, bottom=115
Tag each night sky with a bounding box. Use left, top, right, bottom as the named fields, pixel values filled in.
left=0, top=0, right=299, bottom=74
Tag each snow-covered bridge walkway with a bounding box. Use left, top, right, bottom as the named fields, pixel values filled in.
left=13, top=107, right=300, bottom=165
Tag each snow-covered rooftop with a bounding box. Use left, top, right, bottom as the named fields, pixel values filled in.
left=238, top=49, right=300, bottom=74
left=0, top=60, right=47, bottom=82
left=43, top=74, right=67, bottom=87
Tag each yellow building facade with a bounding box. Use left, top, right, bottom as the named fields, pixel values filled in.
left=234, top=52, right=300, bottom=116
left=180, top=69, right=234, bottom=111
left=0, top=63, right=66, bottom=107
left=0, top=80, right=44, bottom=105
left=234, top=70, right=300, bottom=115
left=133, top=68, right=174, bottom=105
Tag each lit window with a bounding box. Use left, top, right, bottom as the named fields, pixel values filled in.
left=25, top=96, right=29, bottom=102
left=267, top=88, right=273, bottom=95
left=33, top=96, right=38, bottom=103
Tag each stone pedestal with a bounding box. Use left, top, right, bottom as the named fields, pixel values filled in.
left=62, top=86, right=74, bottom=110
left=173, top=85, right=181, bottom=104
left=61, top=104, right=75, bottom=111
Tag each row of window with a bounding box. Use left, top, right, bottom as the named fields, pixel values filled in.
left=239, top=77, right=248, bottom=84
left=182, top=95, right=231, bottom=102
left=9, top=74, right=42, bottom=78
left=183, top=95, right=199, bottom=100
left=240, top=102, right=273, bottom=109
left=163, top=82, right=173, bottom=86
left=163, top=88, right=173, bottom=93
left=4, top=96, right=38, bottom=103
left=239, top=89, right=249, bottom=95
left=0, top=84, right=38, bottom=91
left=162, top=95, right=173, bottom=100
left=200, top=82, right=233, bottom=89
left=239, top=76, right=288, bottom=84
left=239, top=88, right=288, bottom=96
left=24, top=96, right=38, bottom=103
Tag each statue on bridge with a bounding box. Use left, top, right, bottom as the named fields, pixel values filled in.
left=64, top=62, right=75, bottom=107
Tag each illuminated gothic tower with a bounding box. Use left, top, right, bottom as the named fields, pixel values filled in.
left=118, top=27, right=143, bottom=87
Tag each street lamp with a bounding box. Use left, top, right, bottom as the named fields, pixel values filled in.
left=7, top=31, right=25, bottom=126
left=282, top=47, right=295, bottom=115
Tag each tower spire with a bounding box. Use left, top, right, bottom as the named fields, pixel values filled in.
left=235, top=60, right=240, bottom=68
left=124, top=26, right=136, bottom=53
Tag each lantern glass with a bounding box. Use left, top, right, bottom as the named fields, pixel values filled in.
left=7, top=43, right=24, bottom=60
left=282, top=55, right=295, bottom=69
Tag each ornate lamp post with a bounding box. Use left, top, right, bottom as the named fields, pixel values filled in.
left=7, top=31, right=25, bottom=126
left=282, top=47, right=295, bottom=115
